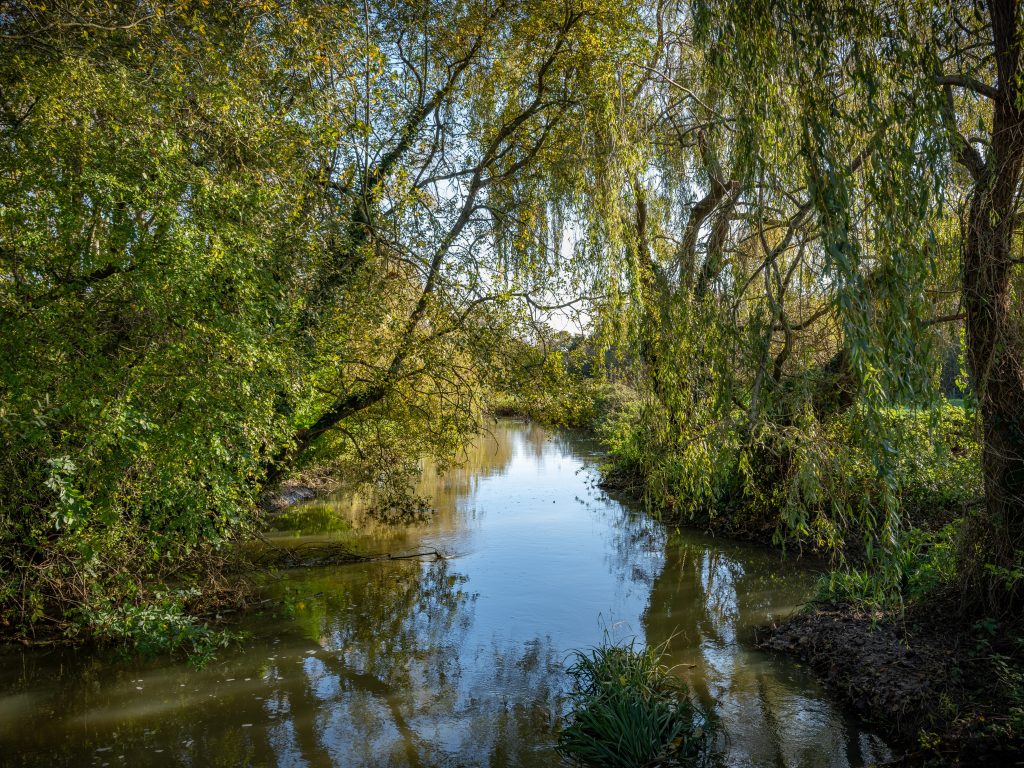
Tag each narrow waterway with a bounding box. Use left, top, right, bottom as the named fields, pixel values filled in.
left=0, top=421, right=890, bottom=767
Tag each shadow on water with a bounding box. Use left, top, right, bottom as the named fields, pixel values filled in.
left=0, top=421, right=891, bottom=767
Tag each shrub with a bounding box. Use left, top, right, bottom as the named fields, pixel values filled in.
left=492, top=377, right=637, bottom=432
left=80, top=588, right=239, bottom=666
left=600, top=400, right=981, bottom=547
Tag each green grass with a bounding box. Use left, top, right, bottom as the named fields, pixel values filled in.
left=815, top=521, right=960, bottom=610
left=558, top=640, right=713, bottom=767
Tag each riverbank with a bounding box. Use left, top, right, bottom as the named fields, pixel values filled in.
left=262, top=468, right=344, bottom=512
left=602, top=472, right=1024, bottom=764
left=763, top=601, right=1024, bottom=766
left=582, top=391, right=1024, bottom=764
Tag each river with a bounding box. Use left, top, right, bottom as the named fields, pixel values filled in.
left=0, top=420, right=890, bottom=767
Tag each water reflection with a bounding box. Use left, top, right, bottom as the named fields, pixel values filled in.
left=643, top=535, right=892, bottom=767
left=0, top=421, right=890, bottom=767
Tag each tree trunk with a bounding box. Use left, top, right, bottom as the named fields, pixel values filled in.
left=264, top=383, right=391, bottom=487
left=960, top=0, right=1024, bottom=612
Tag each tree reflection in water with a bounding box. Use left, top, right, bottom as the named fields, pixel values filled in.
left=0, top=421, right=892, bottom=768
left=641, top=534, right=893, bottom=767
left=251, top=554, right=566, bottom=767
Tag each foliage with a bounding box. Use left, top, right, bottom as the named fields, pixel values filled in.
left=603, top=401, right=980, bottom=549
left=81, top=588, right=239, bottom=666
left=558, top=640, right=713, bottom=768
left=972, top=623, right=1024, bottom=741
left=767, top=404, right=981, bottom=550
left=0, top=0, right=651, bottom=647
left=486, top=327, right=639, bottom=429
left=1, top=0, right=348, bottom=646
left=493, top=373, right=636, bottom=432
left=557, top=0, right=1024, bottom=617
left=3, top=0, right=1022, bottom=653
left=816, top=522, right=961, bottom=610
left=671, top=0, right=1024, bottom=613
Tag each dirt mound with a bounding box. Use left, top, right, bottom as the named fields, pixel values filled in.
left=764, top=607, right=953, bottom=739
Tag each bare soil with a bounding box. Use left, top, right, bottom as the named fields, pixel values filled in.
left=762, top=602, right=1024, bottom=766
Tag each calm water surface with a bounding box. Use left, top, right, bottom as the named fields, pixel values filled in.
left=0, top=421, right=891, bottom=767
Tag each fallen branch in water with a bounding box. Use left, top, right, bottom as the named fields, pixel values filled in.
left=251, top=540, right=447, bottom=569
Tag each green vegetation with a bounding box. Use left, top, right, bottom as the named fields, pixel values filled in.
left=601, top=401, right=979, bottom=546
left=815, top=522, right=961, bottom=610
left=2, top=4, right=1024, bottom=755
left=485, top=329, right=634, bottom=429
left=0, top=0, right=645, bottom=651
left=558, top=640, right=713, bottom=768
left=82, top=587, right=242, bottom=665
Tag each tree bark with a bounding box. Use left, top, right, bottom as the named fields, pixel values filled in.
left=959, top=0, right=1024, bottom=611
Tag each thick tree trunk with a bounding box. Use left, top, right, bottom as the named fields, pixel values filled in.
left=960, top=0, right=1024, bottom=612
left=963, top=163, right=1024, bottom=609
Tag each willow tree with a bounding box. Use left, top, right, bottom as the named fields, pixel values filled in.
left=266, top=0, right=652, bottom=481
left=572, top=0, right=941, bottom=548
left=943, top=0, right=1024, bottom=608
left=678, top=0, right=1022, bottom=612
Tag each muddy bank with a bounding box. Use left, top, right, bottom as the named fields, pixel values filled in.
left=763, top=603, right=1024, bottom=765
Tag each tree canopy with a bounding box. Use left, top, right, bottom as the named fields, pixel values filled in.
left=2, top=0, right=1023, bottom=644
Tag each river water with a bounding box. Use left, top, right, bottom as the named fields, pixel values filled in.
left=0, top=421, right=891, bottom=767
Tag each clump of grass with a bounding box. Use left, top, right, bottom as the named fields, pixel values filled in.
left=558, top=640, right=713, bottom=767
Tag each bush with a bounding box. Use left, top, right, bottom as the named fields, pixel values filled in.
left=492, top=376, right=637, bottom=431
left=558, top=640, right=713, bottom=768
left=81, top=588, right=240, bottom=666
left=599, top=400, right=981, bottom=548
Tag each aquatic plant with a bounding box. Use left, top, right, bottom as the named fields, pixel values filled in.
left=558, top=640, right=713, bottom=767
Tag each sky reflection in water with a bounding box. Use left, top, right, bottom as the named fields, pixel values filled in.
left=0, top=421, right=891, bottom=767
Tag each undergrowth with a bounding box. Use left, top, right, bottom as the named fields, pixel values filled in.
left=490, top=377, right=636, bottom=431
left=601, top=401, right=980, bottom=545
left=815, top=521, right=961, bottom=610
left=81, top=588, right=243, bottom=666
